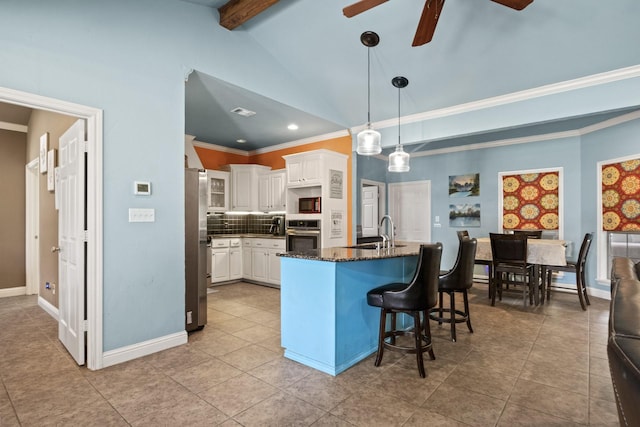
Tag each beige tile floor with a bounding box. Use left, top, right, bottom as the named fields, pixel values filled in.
left=0, top=281, right=619, bottom=426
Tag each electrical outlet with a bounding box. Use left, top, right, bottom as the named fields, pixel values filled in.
left=45, top=282, right=50, bottom=289
left=51, top=283, right=56, bottom=294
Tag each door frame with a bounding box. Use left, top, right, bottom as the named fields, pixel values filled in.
left=1, top=86, right=104, bottom=370
left=25, top=158, right=40, bottom=295
left=360, top=179, right=386, bottom=236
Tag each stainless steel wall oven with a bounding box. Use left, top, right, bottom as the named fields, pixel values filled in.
left=286, top=219, right=320, bottom=254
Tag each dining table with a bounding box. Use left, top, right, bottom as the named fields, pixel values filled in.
left=475, top=237, right=570, bottom=305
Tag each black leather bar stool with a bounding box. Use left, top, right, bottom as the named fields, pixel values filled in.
left=366, top=243, right=442, bottom=378
left=429, top=237, right=477, bottom=342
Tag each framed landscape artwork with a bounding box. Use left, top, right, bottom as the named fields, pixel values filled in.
left=449, top=173, right=480, bottom=197
left=449, top=203, right=481, bottom=227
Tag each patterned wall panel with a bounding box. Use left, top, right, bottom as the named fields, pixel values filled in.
left=602, top=159, right=640, bottom=231
left=502, top=171, right=560, bottom=230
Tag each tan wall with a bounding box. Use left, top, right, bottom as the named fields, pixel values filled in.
left=0, top=129, right=27, bottom=289
left=26, top=111, right=77, bottom=307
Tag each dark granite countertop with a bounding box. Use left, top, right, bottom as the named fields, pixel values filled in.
left=278, top=242, right=421, bottom=262
left=209, top=234, right=285, bottom=240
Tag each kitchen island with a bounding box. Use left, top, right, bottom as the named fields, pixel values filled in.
left=278, top=243, right=422, bottom=375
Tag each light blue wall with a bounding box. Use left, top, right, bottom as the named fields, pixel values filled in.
left=0, top=0, right=326, bottom=351
left=581, top=118, right=640, bottom=291
left=354, top=118, right=640, bottom=285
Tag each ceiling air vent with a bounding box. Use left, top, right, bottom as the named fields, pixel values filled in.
left=230, top=107, right=256, bottom=117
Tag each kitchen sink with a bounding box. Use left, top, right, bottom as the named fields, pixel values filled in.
left=344, top=244, right=406, bottom=250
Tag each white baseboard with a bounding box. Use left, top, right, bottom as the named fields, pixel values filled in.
left=0, top=286, right=27, bottom=298
left=588, top=287, right=611, bottom=301
left=102, top=331, right=188, bottom=368
left=38, top=296, right=59, bottom=320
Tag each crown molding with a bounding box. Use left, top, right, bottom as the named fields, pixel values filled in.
left=192, top=140, right=250, bottom=156
left=352, top=65, right=640, bottom=133
left=383, top=109, right=640, bottom=159
left=0, top=121, right=28, bottom=133
left=249, top=129, right=350, bottom=155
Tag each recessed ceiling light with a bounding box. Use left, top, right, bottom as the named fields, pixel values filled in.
left=287, top=123, right=299, bottom=130
left=236, top=139, right=246, bottom=143
left=230, top=107, right=256, bottom=117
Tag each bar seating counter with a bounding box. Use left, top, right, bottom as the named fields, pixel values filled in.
left=278, top=242, right=422, bottom=375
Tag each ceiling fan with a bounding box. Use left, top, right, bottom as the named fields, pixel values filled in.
left=343, top=0, right=533, bottom=46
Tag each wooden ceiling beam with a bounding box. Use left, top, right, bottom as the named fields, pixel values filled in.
left=218, top=0, right=279, bottom=30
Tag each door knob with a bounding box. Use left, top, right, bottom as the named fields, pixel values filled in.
left=51, top=246, right=61, bottom=253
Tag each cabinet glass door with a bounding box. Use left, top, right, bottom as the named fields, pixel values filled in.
left=209, top=176, right=225, bottom=209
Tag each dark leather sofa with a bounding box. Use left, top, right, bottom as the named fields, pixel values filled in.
left=608, top=257, right=640, bottom=426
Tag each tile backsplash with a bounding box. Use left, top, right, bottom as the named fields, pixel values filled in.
left=207, top=213, right=281, bottom=235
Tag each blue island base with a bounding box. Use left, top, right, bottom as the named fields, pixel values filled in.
left=280, top=255, right=418, bottom=376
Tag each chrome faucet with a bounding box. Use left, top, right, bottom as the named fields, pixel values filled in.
left=379, top=215, right=395, bottom=248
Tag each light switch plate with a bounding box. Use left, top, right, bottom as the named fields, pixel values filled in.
left=129, top=208, right=155, bottom=222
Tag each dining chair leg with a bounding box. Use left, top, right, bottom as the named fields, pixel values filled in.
left=540, top=266, right=546, bottom=305
left=581, top=268, right=591, bottom=306
left=576, top=271, right=587, bottom=311
left=490, top=272, right=497, bottom=306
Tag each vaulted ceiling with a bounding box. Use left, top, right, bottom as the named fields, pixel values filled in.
left=182, top=0, right=640, bottom=152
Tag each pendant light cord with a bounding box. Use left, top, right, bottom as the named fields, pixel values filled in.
left=397, top=83, right=401, bottom=146
left=367, top=47, right=371, bottom=127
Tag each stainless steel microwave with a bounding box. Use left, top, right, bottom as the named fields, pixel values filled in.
left=299, top=197, right=321, bottom=214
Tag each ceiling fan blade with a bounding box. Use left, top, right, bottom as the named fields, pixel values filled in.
left=343, top=0, right=389, bottom=18
left=412, top=0, right=446, bottom=47
left=490, top=0, right=533, bottom=11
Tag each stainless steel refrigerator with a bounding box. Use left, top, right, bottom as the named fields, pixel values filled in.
left=185, top=168, right=209, bottom=332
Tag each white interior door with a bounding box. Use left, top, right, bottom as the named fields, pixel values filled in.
left=25, top=159, right=40, bottom=295
left=389, top=181, right=431, bottom=243
left=361, top=185, right=379, bottom=237
left=57, top=119, right=86, bottom=365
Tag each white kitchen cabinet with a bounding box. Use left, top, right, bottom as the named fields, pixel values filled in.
left=211, top=248, right=230, bottom=283
left=223, top=164, right=271, bottom=211
left=284, top=154, right=321, bottom=186
left=239, top=238, right=285, bottom=286
left=267, top=247, right=282, bottom=284
left=242, top=245, right=253, bottom=279
left=206, top=170, right=230, bottom=212
left=211, top=238, right=242, bottom=284
left=229, top=241, right=242, bottom=280
left=251, top=246, right=268, bottom=282
left=258, top=170, right=286, bottom=212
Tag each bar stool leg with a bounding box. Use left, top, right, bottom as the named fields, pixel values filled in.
left=374, top=309, right=386, bottom=367
left=413, top=312, right=425, bottom=378
left=449, top=291, right=457, bottom=342
left=463, top=289, right=473, bottom=334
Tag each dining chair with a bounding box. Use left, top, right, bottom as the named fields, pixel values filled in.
left=456, top=230, right=469, bottom=240
left=489, top=233, right=535, bottom=306
left=542, top=233, right=593, bottom=310
left=366, top=243, right=442, bottom=378
left=430, top=238, right=477, bottom=342
left=457, top=230, right=493, bottom=298
left=513, top=230, right=543, bottom=239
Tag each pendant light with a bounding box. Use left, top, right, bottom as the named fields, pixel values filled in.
left=356, top=31, right=382, bottom=156
left=388, top=76, right=410, bottom=172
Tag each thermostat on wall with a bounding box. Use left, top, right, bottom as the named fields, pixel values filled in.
left=134, top=181, right=151, bottom=195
